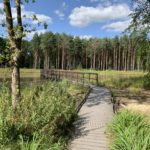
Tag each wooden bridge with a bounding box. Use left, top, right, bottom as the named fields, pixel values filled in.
left=41, top=69, right=99, bottom=85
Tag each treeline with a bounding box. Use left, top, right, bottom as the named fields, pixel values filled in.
left=0, top=32, right=150, bottom=70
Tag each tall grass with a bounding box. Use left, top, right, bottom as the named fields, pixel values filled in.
left=68, top=69, right=148, bottom=90
left=0, top=80, right=86, bottom=149
left=108, top=109, right=150, bottom=150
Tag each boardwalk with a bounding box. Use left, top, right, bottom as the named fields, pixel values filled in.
left=69, top=86, right=113, bottom=150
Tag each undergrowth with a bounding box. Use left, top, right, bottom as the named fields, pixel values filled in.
left=0, top=80, right=86, bottom=150
left=108, top=109, right=150, bottom=150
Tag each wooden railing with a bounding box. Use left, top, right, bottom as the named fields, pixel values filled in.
left=41, top=69, right=98, bottom=85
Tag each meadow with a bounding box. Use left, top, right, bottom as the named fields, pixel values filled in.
left=73, top=69, right=147, bottom=90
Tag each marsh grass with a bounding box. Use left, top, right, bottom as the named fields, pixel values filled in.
left=0, top=68, right=148, bottom=90
left=72, top=69, right=149, bottom=90
left=108, top=109, right=150, bottom=150
left=0, top=80, right=87, bottom=149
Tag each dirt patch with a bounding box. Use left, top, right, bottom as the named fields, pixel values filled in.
left=112, top=89, right=150, bottom=116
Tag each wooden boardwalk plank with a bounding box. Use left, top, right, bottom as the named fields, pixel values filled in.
left=69, top=86, right=113, bottom=150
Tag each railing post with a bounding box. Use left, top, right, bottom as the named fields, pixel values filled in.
left=83, top=73, right=84, bottom=85
left=59, top=71, right=60, bottom=80
left=96, top=74, right=98, bottom=85
left=52, top=70, right=54, bottom=80
left=41, top=69, right=99, bottom=85
left=65, top=71, right=67, bottom=79
left=40, top=69, right=43, bottom=78
left=89, top=73, right=91, bottom=84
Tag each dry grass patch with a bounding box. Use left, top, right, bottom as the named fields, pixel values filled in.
left=127, top=103, right=150, bottom=117
left=113, top=89, right=150, bottom=117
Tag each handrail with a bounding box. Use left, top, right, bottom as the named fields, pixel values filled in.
left=41, top=69, right=98, bottom=85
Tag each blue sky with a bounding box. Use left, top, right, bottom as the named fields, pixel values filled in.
left=0, top=0, right=133, bottom=40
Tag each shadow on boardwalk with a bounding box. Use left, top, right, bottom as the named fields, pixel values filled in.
left=69, top=86, right=113, bottom=150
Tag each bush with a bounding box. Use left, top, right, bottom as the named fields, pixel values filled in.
left=0, top=80, right=81, bottom=149
left=108, top=109, right=150, bottom=150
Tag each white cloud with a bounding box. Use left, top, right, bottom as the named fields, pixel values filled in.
left=54, top=10, right=65, bottom=20
left=102, top=19, right=131, bottom=32
left=0, top=3, right=52, bottom=25
left=69, top=4, right=131, bottom=27
left=32, top=14, right=52, bottom=24
left=79, top=35, right=93, bottom=39
left=54, top=2, right=67, bottom=20
left=0, top=3, right=3, bottom=9
left=0, top=3, right=5, bottom=24
left=21, top=5, right=52, bottom=24
left=25, top=29, right=47, bottom=40
left=90, top=0, right=123, bottom=3
left=0, top=13, right=5, bottom=24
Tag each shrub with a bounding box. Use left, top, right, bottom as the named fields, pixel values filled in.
left=108, top=109, right=150, bottom=150
left=0, top=80, right=82, bottom=149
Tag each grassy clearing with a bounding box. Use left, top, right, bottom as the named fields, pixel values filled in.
left=73, top=69, right=147, bottom=90
left=0, top=80, right=88, bottom=150
left=108, top=109, right=150, bottom=150
left=74, top=69, right=145, bottom=76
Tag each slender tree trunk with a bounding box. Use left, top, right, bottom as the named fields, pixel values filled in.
left=62, top=47, right=64, bottom=69
left=48, top=54, right=50, bottom=69
left=122, top=49, right=124, bottom=70
left=93, top=49, right=96, bottom=69
left=100, top=53, right=102, bottom=70
left=113, top=48, right=115, bottom=70
left=90, top=58, right=93, bottom=69
left=118, top=43, right=121, bottom=70
left=34, top=51, right=38, bottom=69
left=138, top=59, right=140, bottom=71
left=103, top=50, right=105, bottom=70
left=4, top=0, right=23, bottom=110
left=12, top=64, right=20, bottom=110
left=105, top=50, right=108, bottom=70
left=85, top=49, right=88, bottom=69
left=38, top=57, right=41, bottom=68
left=98, top=54, right=100, bottom=69
left=57, top=48, right=60, bottom=69
left=73, top=55, right=75, bottom=69
left=124, top=50, right=127, bottom=71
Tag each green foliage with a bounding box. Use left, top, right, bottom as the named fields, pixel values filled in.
left=108, top=109, right=150, bottom=150
left=0, top=37, right=11, bottom=64
left=19, top=134, right=41, bottom=150
left=0, top=80, right=82, bottom=149
left=129, top=0, right=150, bottom=34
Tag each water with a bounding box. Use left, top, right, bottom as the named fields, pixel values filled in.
left=0, top=77, right=47, bottom=90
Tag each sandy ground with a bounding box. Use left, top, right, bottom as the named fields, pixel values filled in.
left=113, top=89, right=150, bottom=116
